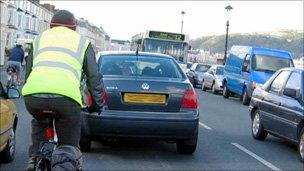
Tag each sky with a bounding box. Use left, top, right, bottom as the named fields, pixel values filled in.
left=41, top=1, right=303, bottom=40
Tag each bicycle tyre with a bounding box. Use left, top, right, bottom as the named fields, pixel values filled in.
left=35, top=158, right=51, bottom=171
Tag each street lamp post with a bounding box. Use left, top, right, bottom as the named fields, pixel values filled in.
left=223, top=4, right=233, bottom=65
left=181, top=11, right=186, bottom=33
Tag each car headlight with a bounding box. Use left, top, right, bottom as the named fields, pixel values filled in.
left=251, top=82, right=263, bottom=90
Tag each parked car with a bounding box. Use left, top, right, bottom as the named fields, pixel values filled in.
left=249, top=67, right=304, bottom=162
left=0, top=82, right=20, bottom=163
left=223, top=45, right=294, bottom=105
left=187, top=63, right=211, bottom=87
left=186, top=62, right=193, bottom=73
left=81, top=51, right=199, bottom=154
left=178, top=63, right=187, bottom=73
left=201, top=65, right=224, bottom=94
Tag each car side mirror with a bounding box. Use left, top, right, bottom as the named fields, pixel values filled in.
left=283, top=88, right=299, bottom=99
left=242, top=62, right=250, bottom=72
left=7, top=88, right=20, bottom=99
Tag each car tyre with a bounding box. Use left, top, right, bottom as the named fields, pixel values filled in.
left=223, top=82, right=230, bottom=99
left=0, top=128, right=16, bottom=163
left=251, top=110, right=267, bottom=140
left=193, top=78, right=197, bottom=88
left=211, top=82, right=217, bottom=94
left=176, top=127, right=198, bottom=154
left=298, top=128, right=304, bottom=163
left=201, top=80, right=207, bottom=91
left=241, top=88, right=250, bottom=105
left=80, top=132, right=91, bottom=152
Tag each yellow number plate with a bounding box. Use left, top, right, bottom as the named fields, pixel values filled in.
left=124, top=93, right=166, bottom=104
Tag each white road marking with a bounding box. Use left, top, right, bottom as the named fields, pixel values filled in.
left=231, top=143, right=281, bottom=171
left=199, top=122, right=212, bottom=130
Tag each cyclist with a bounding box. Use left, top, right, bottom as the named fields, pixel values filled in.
left=7, top=42, right=24, bottom=85
left=22, top=10, right=103, bottom=170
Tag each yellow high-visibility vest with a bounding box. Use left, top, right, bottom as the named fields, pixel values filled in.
left=22, top=26, right=90, bottom=106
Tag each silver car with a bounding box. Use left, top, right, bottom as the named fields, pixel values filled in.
left=201, top=65, right=224, bottom=94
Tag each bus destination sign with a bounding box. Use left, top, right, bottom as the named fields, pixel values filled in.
left=149, top=31, right=185, bottom=41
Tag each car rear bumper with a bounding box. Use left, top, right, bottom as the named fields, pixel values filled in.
left=82, top=110, right=199, bottom=140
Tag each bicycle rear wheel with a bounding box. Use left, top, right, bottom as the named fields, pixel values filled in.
left=35, top=158, right=51, bottom=171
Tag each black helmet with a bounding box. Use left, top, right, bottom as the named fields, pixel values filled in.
left=50, top=10, right=76, bottom=29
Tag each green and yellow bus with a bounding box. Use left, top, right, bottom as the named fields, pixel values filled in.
left=131, top=30, right=189, bottom=62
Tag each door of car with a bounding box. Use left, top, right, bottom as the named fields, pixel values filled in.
left=259, top=70, right=290, bottom=132
left=187, top=63, right=197, bottom=84
left=241, top=54, right=251, bottom=93
left=0, top=83, right=12, bottom=150
left=204, top=67, right=214, bottom=87
left=278, top=71, right=303, bottom=140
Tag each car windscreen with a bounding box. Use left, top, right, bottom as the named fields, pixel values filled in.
left=252, top=55, right=293, bottom=72
left=187, top=63, right=192, bottom=69
left=99, top=55, right=184, bottom=79
left=196, top=64, right=211, bottom=72
left=216, top=67, right=224, bottom=75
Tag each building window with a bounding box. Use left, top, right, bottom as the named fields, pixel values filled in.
left=25, top=15, right=30, bottom=30
left=17, top=13, right=22, bottom=28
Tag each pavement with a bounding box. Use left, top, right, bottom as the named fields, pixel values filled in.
left=0, top=87, right=304, bottom=170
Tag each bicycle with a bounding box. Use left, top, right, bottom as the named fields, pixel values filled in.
left=34, top=110, right=58, bottom=171
left=6, top=66, right=18, bottom=88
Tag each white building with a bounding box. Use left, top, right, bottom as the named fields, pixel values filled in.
left=110, top=39, right=131, bottom=51
left=1, top=0, right=111, bottom=66
left=0, top=0, right=54, bottom=66
left=188, top=49, right=219, bottom=64
left=76, top=18, right=111, bottom=53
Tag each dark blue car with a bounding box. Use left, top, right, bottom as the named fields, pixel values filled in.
left=249, top=67, right=304, bottom=162
left=81, top=51, right=199, bottom=154
left=223, top=46, right=294, bottom=105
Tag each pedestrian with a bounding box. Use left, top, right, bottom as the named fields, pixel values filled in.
left=6, top=43, right=24, bottom=84
left=22, top=10, right=103, bottom=171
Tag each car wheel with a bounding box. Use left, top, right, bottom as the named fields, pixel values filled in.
left=0, top=128, right=16, bottom=163
left=80, top=132, right=91, bottom=152
left=251, top=110, right=268, bottom=140
left=201, top=80, right=207, bottom=91
left=223, top=82, right=230, bottom=99
left=211, top=82, right=217, bottom=94
left=176, top=128, right=198, bottom=154
left=298, top=128, right=304, bottom=163
left=193, top=78, right=197, bottom=88
left=241, top=88, right=250, bottom=105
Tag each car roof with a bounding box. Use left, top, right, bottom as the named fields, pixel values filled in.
left=212, top=64, right=224, bottom=67
left=99, top=51, right=174, bottom=59
left=194, top=63, right=212, bottom=66
left=280, top=67, right=303, bottom=73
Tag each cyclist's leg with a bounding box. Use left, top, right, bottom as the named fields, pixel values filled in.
left=24, top=96, right=50, bottom=170
left=14, top=61, right=22, bottom=84
left=48, top=97, right=82, bottom=170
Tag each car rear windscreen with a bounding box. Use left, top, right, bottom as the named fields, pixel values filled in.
left=99, top=55, right=184, bottom=79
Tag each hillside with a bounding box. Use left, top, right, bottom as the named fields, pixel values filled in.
left=190, top=30, right=304, bottom=59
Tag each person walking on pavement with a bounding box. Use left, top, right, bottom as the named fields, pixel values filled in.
left=22, top=10, right=103, bottom=170
left=7, top=43, right=25, bottom=85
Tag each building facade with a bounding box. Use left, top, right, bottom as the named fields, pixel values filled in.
left=110, top=39, right=131, bottom=51
left=76, top=18, right=111, bottom=53
left=0, top=0, right=54, bottom=65
left=0, top=0, right=111, bottom=66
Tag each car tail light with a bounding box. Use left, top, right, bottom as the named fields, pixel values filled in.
left=102, top=91, right=109, bottom=105
left=45, top=127, right=54, bottom=140
left=86, top=92, right=93, bottom=106
left=181, top=88, right=198, bottom=109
